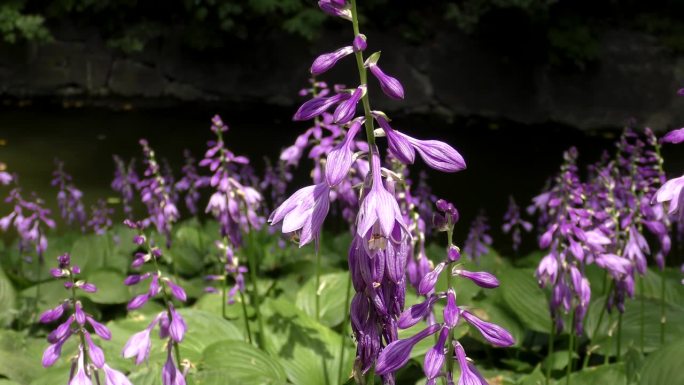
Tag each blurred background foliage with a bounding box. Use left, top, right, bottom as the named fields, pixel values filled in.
left=1, top=0, right=684, bottom=69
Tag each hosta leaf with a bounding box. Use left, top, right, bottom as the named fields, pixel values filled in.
left=640, top=337, right=684, bottom=385
left=261, top=297, right=355, bottom=385
left=195, top=340, right=287, bottom=385
left=295, top=271, right=350, bottom=327
left=497, top=268, right=551, bottom=333
left=84, top=268, right=130, bottom=304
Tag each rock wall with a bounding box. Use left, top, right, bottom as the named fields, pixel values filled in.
left=1, top=24, right=683, bottom=130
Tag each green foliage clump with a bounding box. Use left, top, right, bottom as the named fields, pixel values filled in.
left=0, top=2, right=51, bottom=44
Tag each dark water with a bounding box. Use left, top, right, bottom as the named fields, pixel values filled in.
left=2, top=104, right=684, bottom=254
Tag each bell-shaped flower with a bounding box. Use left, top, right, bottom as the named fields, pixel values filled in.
left=325, top=119, right=362, bottom=187
left=443, top=289, right=459, bottom=328
left=87, top=316, right=112, bottom=340
left=453, top=269, right=499, bottom=289
left=418, top=262, right=445, bottom=295
left=318, top=0, right=352, bottom=20
left=122, top=323, right=154, bottom=365
left=536, top=253, right=558, bottom=287
left=168, top=305, right=187, bottom=343
left=375, top=323, right=441, bottom=375
left=42, top=331, right=71, bottom=367
left=333, top=85, right=365, bottom=124
left=424, top=327, right=449, bottom=380
left=103, top=364, right=133, bottom=385
left=395, top=131, right=466, bottom=172
left=462, top=310, right=515, bottom=347
left=655, top=175, right=684, bottom=219
left=161, top=347, right=186, bottom=385
left=397, top=295, right=438, bottom=329
left=455, top=343, right=488, bottom=385
left=661, top=127, right=684, bottom=144
left=365, top=53, right=404, bottom=100
left=84, top=332, right=105, bottom=368
left=69, top=351, right=92, bottom=385
left=356, top=151, right=408, bottom=250
left=294, top=93, right=350, bottom=121
left=269, top=183, right=331, bottom=247
left=40, top=303, right=66, bottom=323
left=374, top=112, right=415, bottom=164
left=353, top=34, right=367, bottom=51
left=311, top=46, right=354, bottom=75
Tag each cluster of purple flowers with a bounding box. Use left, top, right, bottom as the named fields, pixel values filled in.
left=0, top=183, right=55, bottom=262
left=271, top=1, right=468, bottom=382
left=40, top=253, right=131, bottom=385
left=88, top=199, right=113, bottom=235
left=502, top=196, right=532, bottom=252
left=175, top=149, right=209, bottom=216
left=51, top=159, right=87, bottom=231
left=121, top=219, right=188, bottom=385
left=112, top=155, right=139, bottom=218
left=376, top=199, right=514, bottom=385
left=462, top=211, right=493, bottom=263
left=137, top=139, right=179, bottom=246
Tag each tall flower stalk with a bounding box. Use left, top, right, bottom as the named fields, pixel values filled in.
left=122, top=219, right=188, bottom=385
left=271, top=2, right=467, bottom=384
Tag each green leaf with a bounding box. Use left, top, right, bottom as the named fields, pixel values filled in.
left=542, top=350, right=578, bottom=371
left=295, top=271, right=350, bottom=327
left=640, top=337, right=684, bottom=385
left=497, top=268, right=551, bottom=333
left=195, top=340, right=287, bottom=385
left=261, top=297, right=355, bottom=385
left=84, top=268, right=130, bottom=304
left=559, top=363, right=625, bottom=385
left=0, top=330, right=48, bottom=384
left=0, top=265, right=16, bottom=326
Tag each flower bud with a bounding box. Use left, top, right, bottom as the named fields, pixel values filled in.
left=447, top=244, right=461, bottom=262
left=353, top=34, right=367, bottom=52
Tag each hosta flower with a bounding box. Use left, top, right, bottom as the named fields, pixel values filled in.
left=333, top=85, right=365, bottom=124
left=365, top=53, right=404, bottom=100
left=655, top=175, right=684, bottom=220
left=661, top=127, right=684, bottom=144
left=325, top=119, right=362, bottom=187
left=311, top=46, right=354, bottom=75
left=375, top=324, right=441, bottom=375
left=269, top=183, right=331, bottom=247
left=294, top=93, right=350, bottom=121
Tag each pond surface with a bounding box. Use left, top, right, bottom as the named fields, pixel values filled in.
left=2, top=104, right=683, bottom=254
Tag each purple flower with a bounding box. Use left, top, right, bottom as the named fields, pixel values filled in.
left=424, top=327, right=449, bottom=380
left=356, top=151, right=408, bottom=251
left=311, top=46, right=354, bottom=75
left=455, top=343, right=487, bottom=385
left=333, top=85, right=365, bottom=124
left=366, top=58, right=405, bottom=100
left=443, top=289, right=459, bottom=328
left=69, top=351, right=92, bottom=385
left=462, top=213, right=492, bottom=263
left=52, top=159, right=87, bottom=231
left=453, top=270, right=499, bottom=289
left=661, top=127, right=684, bottom=144
left=103, top=364, right=133, bottom=385
left=162, top=347, right=186, bottom=385
left=418, top=262, right=445, bottom=295
left=375, top=323, right=441, bottom=375
left=397, top=295, right=439, bottom=329
left=461, top=310, right=514, bottom=347
left=353, top=34, right=367, bottom=52
left=655, top=175, right=684, bottom=220
left=269, top=183, right=331, bottom=247
left=88, top=199, right=113, bottom=235
left=374, top=112, right=415, bottom=164
left=112, top=156, right=139, bottom=217
left=168, top=306, right=187, bottom=343
left=122, top=327, right=153, bottom=365
left=318, top=0, right=352, bottom=20
left=325, top=119, right=362, bottom=187
left=294, top=93, right=350, bottom=121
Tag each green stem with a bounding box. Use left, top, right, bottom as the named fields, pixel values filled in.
left=566, top=312, right=575, bottom=385
left=547, top=315, right=555, bottom=385
left=337, top=273, right=352, bottom=383
left=660, top=269, right=667, bottom=345
left=247, top=231, right=265, bottom=349
left=349, top=0, right=376, bottom=150
left=315, top=247, right=321, bottom=321
left=616, top=312, right=623, bottom=363
left=70, top=273, right=89, bottom=373
left=445, top=227, right=456, bottom=379
left=640, top=276, right=645, bottom=355
left=239, top=291, right=253, bottom=345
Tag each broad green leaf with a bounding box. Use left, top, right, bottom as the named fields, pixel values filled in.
left=635, top=268, right=684, bottom=306
left=295, top=271, right=350, bottom=327
left=195, top=340, right=287, bottom=385
left=84, top=268, right=130, bottom=304
left=497, top=268, right=551, bottom=333
left=541, top=350, right=578, bottom=371
left=559, top=363, right=625, bottom=385
left=0, top=330, right=50, bottom=384
left=0, top=265, right=17, bottom=326
left=261, top=297, right=355, bottom=385
left=640, top=337, right=684, bottom=385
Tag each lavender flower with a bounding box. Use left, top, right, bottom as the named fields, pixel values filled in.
left=463, top=212, right=492, bottom=263
left=122, top=220, right=187, bottom=382
left=88, top=199, right=113, bottom=235
left=175, top=150, right=209, bottom=216
left=377, top=199, right=513, bottom=383
left=137, top=139, right=179, bottom=246
left=40, top=253, right=131, bottom=384
left=112, top=155, right=139, bottom=217
left=502, top=196, right=532, bottom=252
left=311, top=45, right=354, bottom=75
left=52, top=159, right=87, bottom=231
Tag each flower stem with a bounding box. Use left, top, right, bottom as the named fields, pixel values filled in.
left=337, top=273, right=353, bottom=384
left=349, top=0, right=376, bottom=150
left=315, top=247, right=321, bottom=321
left=445, top=226, right=456, bottom=379
left=566, top=312, right=574, bottom=385
left=547, top=315, right=555, bottom=385
left=239, top=290, right=253, bottom=345
left=640, top=276, right=645, bottom=355
left=247, top=231, right=265, bottom=349
left=70, top=273, right=90, bottom=376
left=660, top=269, right=667, bottom=345
left=616, top=311, right=623, bottom=362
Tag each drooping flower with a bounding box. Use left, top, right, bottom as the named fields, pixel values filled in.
left=311, top=46, right=354, bottom=75
left=51, top=159, right=87, bottom=231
